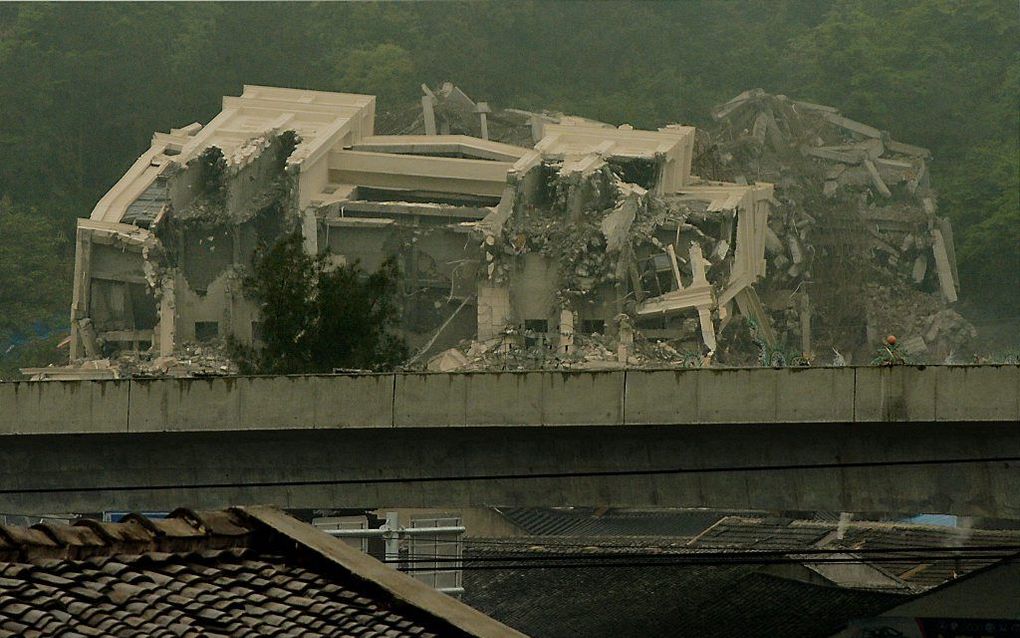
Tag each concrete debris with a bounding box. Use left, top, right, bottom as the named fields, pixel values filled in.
left=61, top=84, right=973, bottom=378
left=702, top=89, right=974, bottom=364
left=421, top=330, right=706, bottom=372
left=426, top=347, right=470, bottom=372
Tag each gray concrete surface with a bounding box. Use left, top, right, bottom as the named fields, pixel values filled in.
left=1, top=366, right=1017, bottom=516
left=3, top=366, right=1018, bottom=434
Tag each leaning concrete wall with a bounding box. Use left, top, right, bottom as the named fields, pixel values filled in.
left=1, top=366, right=1017, bottom=435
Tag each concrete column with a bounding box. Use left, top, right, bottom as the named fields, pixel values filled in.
left=476, top=102, right=491, bottom=141
left=477, top=284, right=511, bottom=342
left=558, top=309, right=575, bottom=354
left=421, top=96, right=437, bottom=136
left=158, top=277, right=176, bottom=357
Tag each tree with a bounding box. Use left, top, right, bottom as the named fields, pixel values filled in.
left=236, top=232, right=407, bottom=374
left=0, top=202, right=71, bottom=347
left=331, top=43, right=415, bottom=107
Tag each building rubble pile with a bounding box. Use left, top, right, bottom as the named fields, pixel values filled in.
left=42, top=84, right=975, bottom=380
left=111, top=340, right=240, bottom=377
left=695, top=89, right=974, bottom=364
left=426, top=329, right=707, bottom=373
left=417, top=85, right=974, bottom=372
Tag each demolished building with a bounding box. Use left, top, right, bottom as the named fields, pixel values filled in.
left=699, top=89, right=973, bottom=364
left=60, top=83, right=969, bottom=377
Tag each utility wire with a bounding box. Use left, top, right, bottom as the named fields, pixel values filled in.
left=390, top=544, right=1020, bottom=563
left=3, top=454, right=1018, bottom=496
left=393, top=553, right=1020, bottom=572
left=379, top=535, right=1020, bottom=551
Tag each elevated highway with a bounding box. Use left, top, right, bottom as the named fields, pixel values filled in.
left=1, top=365, right=1017, bottom=516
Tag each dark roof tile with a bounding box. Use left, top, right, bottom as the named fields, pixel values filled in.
left=74, top=519, right=155, bottom=553
left=0, top=509, right=523, bottom=638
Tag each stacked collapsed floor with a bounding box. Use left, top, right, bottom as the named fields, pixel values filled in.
left=697, top=89, right=973, bottom=364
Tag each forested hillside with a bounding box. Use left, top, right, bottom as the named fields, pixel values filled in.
left=1, top=0, right=1016, bottom=368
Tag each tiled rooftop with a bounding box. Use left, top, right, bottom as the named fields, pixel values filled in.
left=0, top=508, right=524, bottom=638
left=459, top=516, right=1020, bottom=637
left=462, top=536, right=906, bottom=638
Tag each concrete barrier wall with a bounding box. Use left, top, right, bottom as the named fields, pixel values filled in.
left=854, top=365, right=1020, bottom=422
left=0, top=380, right=130, bottom=435
left=393, top=371, right=624, bottom=427
left=624, top=367, right=856, bottom=424
left=127, top=375, right=395, bottom=431
left=1, top=366, right=1017, bottom=435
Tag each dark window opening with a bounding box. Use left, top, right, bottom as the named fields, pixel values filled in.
left=182, top=229, right=233, bottom=295
left=251, top=321, right=264, bottom=343
left=581, top=319, right=605, bottom=335
left=608, top=158, right=660, bottom=190
left=356, top=187, right=500, bottom=208
left=523, top=319, right=549, bottom=348
left=195, top=321, right=219, bottom=342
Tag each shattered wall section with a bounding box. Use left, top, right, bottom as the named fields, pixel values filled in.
left=152, top=132, right=301, bottom=350
left=68, top=131, right=302, bottom=374
left=69, top=221, right=159, bottom=360
left=453, top=126, right=772, bottom=370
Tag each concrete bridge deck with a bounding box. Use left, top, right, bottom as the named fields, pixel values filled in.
left=1, top=366, right=1017, bottom=516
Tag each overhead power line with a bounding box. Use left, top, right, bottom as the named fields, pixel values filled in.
left=394, top=553, right=1020, bottom=572
left=2, top=454, right=1018, bottom=496
left=392, top=544, right=1020, bottom=563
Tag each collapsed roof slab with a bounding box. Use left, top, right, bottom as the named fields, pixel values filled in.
left=351, top=134, right=532, bottom=162
left=537, top=123, right=696, bottom=192
left=89, top=85, right=377, bottom=227
left=180, top=87, right=375, bottom=168
left=328, top=150, right=512, bottom=198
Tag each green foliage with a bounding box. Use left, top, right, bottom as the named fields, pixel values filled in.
left=0, top=334, right=68, bottom=380
left=331, top=43, right=415, bottom=107
left=195, top=146, right=227, bottom=205
left=235, top=232, right=407, bottom=374
left=0, top=203, right=71, bottom=346
left=871, top=343, right=911, bottom=366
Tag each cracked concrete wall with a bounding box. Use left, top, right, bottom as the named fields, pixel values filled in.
left=146, top=134, right=300, bottom=352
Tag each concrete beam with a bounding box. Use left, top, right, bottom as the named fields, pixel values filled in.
left=1, top=367, right=1017, bottom=516
left=352, top=135, right=530, bottom=162
left=1, top=367, right=1017, bottom=435
left=0, top=421, right=1016, bottom=517
left=328, top=150, right=511, bottom=197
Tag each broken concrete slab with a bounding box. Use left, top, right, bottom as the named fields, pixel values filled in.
left=931, top=229, right=958, bottom=303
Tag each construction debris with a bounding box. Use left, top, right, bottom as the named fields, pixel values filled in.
left=52, top=83, right=974, bottom=378
left=699, top=89, right=973, bottom=364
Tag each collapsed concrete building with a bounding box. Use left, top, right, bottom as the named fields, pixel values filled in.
left=60, top=83, right=968, bottom=377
